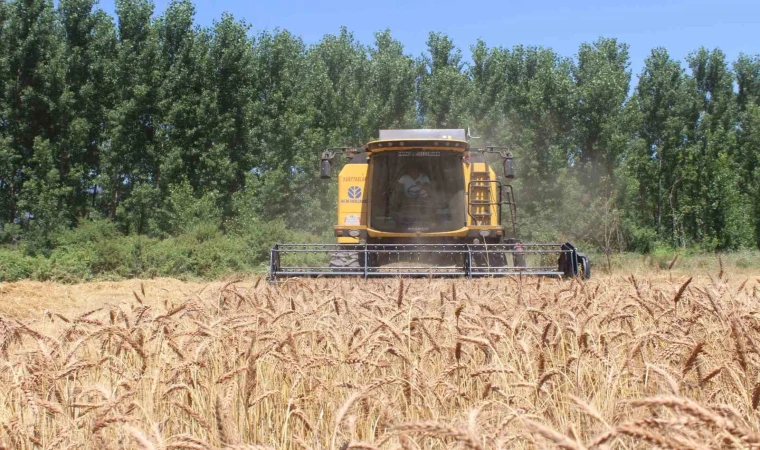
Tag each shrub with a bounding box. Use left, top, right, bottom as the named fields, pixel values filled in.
left=0, top=224, right=23, bottom=246
left=0, top=249, right=37, bottom=282
left=46, top=246, right=94, bottom=282
left=0, top=217, right=330, bottom=282
left=141, top=236, right=195, bottom=279
left=624, top=223, right=658, bottom=254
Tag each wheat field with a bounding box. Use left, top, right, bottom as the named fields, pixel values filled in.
left=1, top=268, right=759, bottom=449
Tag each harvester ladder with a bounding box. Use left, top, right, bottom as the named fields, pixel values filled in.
left=469, top=162, right=494, bottom=225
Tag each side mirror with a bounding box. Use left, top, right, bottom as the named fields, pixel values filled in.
left=320, top=158, right=332, bottom=179
left=503, top=153, right=515, bottom=179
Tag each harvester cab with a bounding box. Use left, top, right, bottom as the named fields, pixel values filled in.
left=269, top=129, right=591, bottom=280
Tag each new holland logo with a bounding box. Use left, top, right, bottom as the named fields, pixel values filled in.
left=342, top=186, right=367, bottom=204
left=348, top=186, right=362, bottom=199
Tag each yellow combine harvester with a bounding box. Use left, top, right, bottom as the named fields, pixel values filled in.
left=269, top=129, right=590, bottom=280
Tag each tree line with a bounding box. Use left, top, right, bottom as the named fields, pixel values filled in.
left=1, top=0, right=759, bottom=255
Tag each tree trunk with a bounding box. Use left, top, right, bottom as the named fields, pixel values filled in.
left=110, top=177, right=121, bottom=220
left=657, top=155, right=662, bottom=236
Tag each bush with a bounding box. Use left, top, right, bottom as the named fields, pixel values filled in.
left=150, top=181, right=223, bottom=237
left=649, top=244, right=678, bottom=269
left=0, top=217, right=328, bottom=283
left=143, top=225, right=254, bottom=279
left=730, top=251, right=760, bottom=270
left=623, top=222, right=658, bottom=254
left=191, top=234, right=251, bottom=279
left=47, top=246, right=95, bottom=282
left=0, top=224, right=23, bottom=246
left=55, top=219, right=120, bottom=246
left=141, top=237, right=195, bottom=279
left=39, top=220, right=143, bottom=280
left=0, top=249, right=37, bottom=282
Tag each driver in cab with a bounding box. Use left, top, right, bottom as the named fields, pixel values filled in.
left=398, top=165, right=430, bottom=199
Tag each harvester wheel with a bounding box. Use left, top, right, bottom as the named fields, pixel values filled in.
left=329, top=246, right=365, bottom=273
left=487, top=251, right=506, bottom=271
left=577, top=253, right=591, bottom=279
left=514, top=253, right=526, bottom=268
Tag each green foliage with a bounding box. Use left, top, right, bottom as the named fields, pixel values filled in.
left=0, top=218, right=319, bottom=282
left=0, top=248, right=38, bottom=281
left=0, top=0, right=759, bottom=283
left=150, top=180, right=222, bottom=236
left=418, top=32, right=471, bottom=128
left=623, top=222, right=659, bottom=254
left=572, top=38, right=631, bottom=183
left=142, top=225, right=245, bottom=279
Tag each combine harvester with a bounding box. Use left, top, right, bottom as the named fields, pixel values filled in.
left=269, top=129, right=590, bottom=280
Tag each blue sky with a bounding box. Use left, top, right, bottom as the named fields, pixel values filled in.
left=95, top=0, right=756, bottom=78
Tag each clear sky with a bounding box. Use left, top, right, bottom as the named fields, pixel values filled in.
left=95, top=0, right=756, bottom=78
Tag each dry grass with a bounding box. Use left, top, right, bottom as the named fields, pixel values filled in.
left=0, top=278, right=207, bottom=318
left=1, top=271, right=760, bottom=449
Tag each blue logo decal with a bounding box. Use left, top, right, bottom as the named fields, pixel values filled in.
left=348, top=186, right=362, bottom=199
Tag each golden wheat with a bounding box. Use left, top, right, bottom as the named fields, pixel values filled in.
left=0, top=273, right=759, bottom=449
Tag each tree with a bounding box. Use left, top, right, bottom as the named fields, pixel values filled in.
left=1, top=0, right=62, bottom=227
left=627, top=48, right=686, bottom=242
left=418, top=32, right=471, bottom=128
left=364, top=30, right=418, bottom=131
left=678, top=48, right=747, bottom=249
left=467, top=42, right=578, bottom=240
left=734, top=54, right=760, bottom=249
left=309, top=27, right=369, bottom=144
left=203, top=13, right=256, bottom=216
left=571, top=38, right=631, bottom=186
left=102, top=0, right=160, bottom=232
left=155, top=1, right=209, bottom=205
left=735, top=54, right=760, bottom=110
left=18, top=138, right=69, bottom=253
left=56, top=0, right=116, bottom=222
left=0, top=0, right=11, bottom=225
left=248, top=30, right=325, bottom=230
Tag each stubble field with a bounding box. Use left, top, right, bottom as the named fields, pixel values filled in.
left=1, top=266, right=759, bottom=449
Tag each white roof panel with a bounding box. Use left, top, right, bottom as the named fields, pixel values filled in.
left=378, top=129, right=466, bottom=141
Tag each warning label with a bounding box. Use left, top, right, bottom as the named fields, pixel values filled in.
left=344, top=214, right=360, bottom=225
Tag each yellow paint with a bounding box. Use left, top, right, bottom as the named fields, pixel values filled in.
left=333, top=142, right=504, bottom=242
left=336, top=163, right=369, bottom=230
left=465, top=162, right=500, bottom=227
left=367, top=227, right=470, bottom=238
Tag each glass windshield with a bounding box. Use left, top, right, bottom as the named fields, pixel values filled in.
left=370, top=150, right=465, bottom=233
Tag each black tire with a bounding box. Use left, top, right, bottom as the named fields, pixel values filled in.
left=577, top=253, right=591, bottom=279
left=513, top=251, right=526, bottom=268
left=329, top=246, right=365, bottom=273
left=470, top=244, right=502, bottom=272
left=487, top=251, right=507, bottom=271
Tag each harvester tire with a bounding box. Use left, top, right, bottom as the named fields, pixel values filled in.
left=577, top=253, right=591, bottom=279
left=513, top=252, right=527, bottom=268
left=329, top=247, right=365, bottom=273
left=487, top=251, right=506, bottom=271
